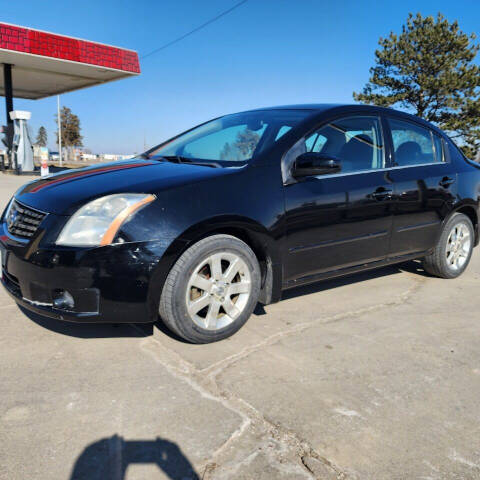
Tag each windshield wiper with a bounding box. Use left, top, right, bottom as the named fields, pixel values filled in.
left=161, top=155, right=186, bottom=163
left=160, top=155, right=221, bottom=168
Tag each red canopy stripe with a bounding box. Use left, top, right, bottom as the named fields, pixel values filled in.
left=0, top=23, right=140, bottom=74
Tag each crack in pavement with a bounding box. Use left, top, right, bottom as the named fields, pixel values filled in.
left=139, top=335, right=343, bottom=479
left=203, top=275, right=425, bottom=381
left=137, top=274, right=425, bottom=478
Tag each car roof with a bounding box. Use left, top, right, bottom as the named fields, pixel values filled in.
left=244, top=104, right=444, bottom=135
left=246, top=103, right=344, bottom=113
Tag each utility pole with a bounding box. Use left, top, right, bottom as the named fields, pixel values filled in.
left=57, top=95, right=62, bottom=166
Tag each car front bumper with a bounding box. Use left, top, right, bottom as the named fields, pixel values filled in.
left=1, top=227, right=171, bottom=323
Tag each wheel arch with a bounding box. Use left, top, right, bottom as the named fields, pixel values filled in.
left=149, top=216, right=283, bottom=317
left=451, top=202, right=479, bottom=246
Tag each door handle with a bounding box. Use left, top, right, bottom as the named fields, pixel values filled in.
left=370, top=187, right=393, bottom=201
left=439, top=176, right=455, bottom=189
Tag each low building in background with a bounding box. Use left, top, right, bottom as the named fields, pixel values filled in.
left=99, top=154, right=135, bottom=162
left=30, top=149, right=135, bottom=166
left=80, top=153, right=98, bottom=162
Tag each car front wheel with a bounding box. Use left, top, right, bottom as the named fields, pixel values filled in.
left=159, top=234, right=261, bottom=343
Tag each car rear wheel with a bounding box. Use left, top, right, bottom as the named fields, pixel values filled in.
left=423, top=213, right=474, bottom=279
left=159, top=234, right=261, bottom=343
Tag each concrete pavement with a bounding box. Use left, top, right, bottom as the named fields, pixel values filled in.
left=1, top=172, right=480, bottom=479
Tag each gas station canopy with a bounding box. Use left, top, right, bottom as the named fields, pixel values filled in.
left=0, top=22, right=140, bottom=99
left=0, top=22, right=140, bottom=173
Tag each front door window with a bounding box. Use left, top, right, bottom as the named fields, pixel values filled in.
left=283, top=116, right=384, bottom=183
left=305, top=116, right=385, bottom=173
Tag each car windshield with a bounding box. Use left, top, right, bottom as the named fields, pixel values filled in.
left=145, top=110, right=311, bottom=163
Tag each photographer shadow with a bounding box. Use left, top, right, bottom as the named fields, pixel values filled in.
left=69, top=434, right=199, bottom=480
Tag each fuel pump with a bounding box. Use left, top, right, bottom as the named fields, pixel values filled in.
left=9, top=111, right=34, bottom=173
left=0, top=124, right=11, bottom=169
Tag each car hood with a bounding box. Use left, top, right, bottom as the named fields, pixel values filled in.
left=14, top=159, right=230, bottom=215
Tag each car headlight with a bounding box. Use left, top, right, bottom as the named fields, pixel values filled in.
left=56, top=193, right=155, bottom=246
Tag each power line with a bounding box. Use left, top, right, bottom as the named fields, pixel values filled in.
left=141, top=0, right=248, bottom=60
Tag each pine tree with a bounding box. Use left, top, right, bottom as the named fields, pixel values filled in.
left=35, top=126, right=48, bottom=147
left=354, top=13, right=480, bottom=158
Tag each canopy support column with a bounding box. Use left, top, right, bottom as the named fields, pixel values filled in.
left=3, top=63, right=15, bottom=171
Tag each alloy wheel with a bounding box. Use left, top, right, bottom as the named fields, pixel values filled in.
left=446, top=221, right=471, bottom=272
left=185, top=252, right=252, bottom=330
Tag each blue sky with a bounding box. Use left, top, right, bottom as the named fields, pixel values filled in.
left=2, top=0, right=480, bottom=154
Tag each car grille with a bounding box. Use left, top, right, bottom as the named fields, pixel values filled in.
left=4, top=200, right=47, bottom=239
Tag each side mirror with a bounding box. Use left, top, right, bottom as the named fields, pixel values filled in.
left=292, top=152, right=341, bottom=178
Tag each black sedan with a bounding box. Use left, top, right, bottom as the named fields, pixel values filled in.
left=1, top=104, right=479, bottom=343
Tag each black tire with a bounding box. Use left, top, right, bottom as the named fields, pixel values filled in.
left=159, top=234, right=261, bottom=343
left=423, top=213, right=474, bottom=279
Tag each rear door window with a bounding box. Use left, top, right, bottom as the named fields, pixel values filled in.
left=389, top=118, right=444, bottom=167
